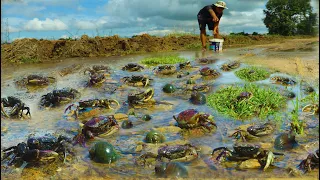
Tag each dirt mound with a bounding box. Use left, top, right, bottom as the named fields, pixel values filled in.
left=1, top=34, right=315, bottom=67
left=1, top=34, right=199, bottom=67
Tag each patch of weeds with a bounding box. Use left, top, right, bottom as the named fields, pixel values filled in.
left=20, top=56, right=41, bottom=64
left=301, top=92, right=319, bottom=105
left=235, top=66, right=271, bottom=82
left=140, top=55, right=187, bottom=66
left=290, top=96, right=304, bottom=135
left=207, top=83, right=286, bottom=120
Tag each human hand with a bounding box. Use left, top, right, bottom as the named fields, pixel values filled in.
left=212, top=15, right=219, bottom=22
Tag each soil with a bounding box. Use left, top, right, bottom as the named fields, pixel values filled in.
left=233, top=37, right=319, bottom=83
left=1, top=34, right=318, bottom=83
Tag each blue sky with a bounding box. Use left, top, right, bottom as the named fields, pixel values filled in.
left=1, top=0, right=319, bottom=42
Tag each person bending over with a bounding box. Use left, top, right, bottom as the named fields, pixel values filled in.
left=197, top=1, right=228, bottom=51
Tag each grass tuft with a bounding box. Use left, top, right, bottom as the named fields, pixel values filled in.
left=207, top=83, right=287, bottom=120
left=140, top=55, right=187, bottom=66
left=235, top=66, right=271, bottom=82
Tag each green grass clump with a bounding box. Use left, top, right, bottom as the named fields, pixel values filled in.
left=301, top=91, right=319, bottom=104
left=207, top=83, right=287, bottom=120
left=290, top=96, right=304, bottom=135
left=235, top=66, right=271, bottom=82
left=20, top=56, right=42, bottom=64
left=140, top=55, right=187, bottom=66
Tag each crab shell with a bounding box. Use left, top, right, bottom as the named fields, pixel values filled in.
left=83, top=115, right=119, bottom=138
left=199, top=67, right=211, bottom=76
left=128, top=88, right=154, bottom=102
left=173, top=109, right=213, bottom=127
left=155, top=65, right=177, bottom=75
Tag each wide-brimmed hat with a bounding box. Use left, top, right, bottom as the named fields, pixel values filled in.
left=214, top=1, right=228, bottom=9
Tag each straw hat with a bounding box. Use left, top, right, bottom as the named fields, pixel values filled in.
left=214, top=1, right=228, bottom=9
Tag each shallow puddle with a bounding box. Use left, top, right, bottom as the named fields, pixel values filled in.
left=1, top=49, right=319, bottom=179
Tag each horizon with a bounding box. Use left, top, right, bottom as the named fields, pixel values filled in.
left=1, top=0, right=319, bottom=42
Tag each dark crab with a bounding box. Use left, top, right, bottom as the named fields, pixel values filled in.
left=64, top=98, right=120, bottom=118
left=236, top=92, right=253, bottom=101
left=271, top=76, right=296, bottom=86
left=298, top=149, right=319, bottom=173
left=73, top=115, right=120, bottom=146
left=59, top=64, right=83, bottom=77
left=121, top=63, right=144, bottom=71
left=121, top=75, right=152, bottom=87
left=154, top=65, right=177, bottom=75
left=40, top=88, right=80, bottom=108
left=87, top=73, right=109, bottom=86
left=1, top=96, right=31, bottom=119
left=221, top=61, right=240, bottom=71
left=212, top=143, right=284, bottom=171
left=15, top=75, right=56, bottom=87
left=128, top=88, right=155, bottom=106
left=230, top=122, right=276, bottom=141
left=179, top=61, right=192, bottom=69
left=1, top=134, right=73, bottom=165
left=196, top=57, right=217, bottom=64
left=199, top=67, right=221, bottom=78
left=84, top=65, right=111, bottom=75
left=173, top=109, right=217, bottom=132
left=136, top=144, right=199, bottom=166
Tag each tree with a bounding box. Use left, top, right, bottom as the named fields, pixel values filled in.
left=263, top=0, right=318, bottom=35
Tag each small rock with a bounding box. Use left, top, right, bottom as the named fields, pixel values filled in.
left=238, top=159, right=261, bottom=169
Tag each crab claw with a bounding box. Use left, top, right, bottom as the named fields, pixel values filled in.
left=108, top=99, right=120, bottom=109
left=23, top=149, right=59, bottom=163
left=263, top=151, right=275, bottom=171
left=1, top=103, right=10, bottom=118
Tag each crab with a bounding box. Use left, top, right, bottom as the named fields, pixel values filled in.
left=211, top=143, right=284, bottom=171
left=84, top=65, right=111, bottom=75
left=1, top=96, right=31, bottom=119
left=236, top=92, right=253, bottom=102
left=121, top=63, right=144, bottom=71
left=196, top=57, right=217, bottom=64
left=128, top=88, right=155, bottom=106
left=154, top=65, right=177, bottom=75
left=173, top=109, right=217, bottom=132
left=271, top=76, right=296, bottom=86
left=64, top=98, right=120, bottom=118
left=73, top=115, right=119, bottom=146
left=229, top=122, right=276, bottom=141
left=135, top=144, right=199, bottom=166
left=1, top=133, right=73, bottom=165
left=40, top=88, right=80, bottom=108
left=298, top=149, right=319, bottom=173
left=87, top=73, right=109, bottom=86
left=183, top=84, right=211, bottom=93
left=179, top=61, right=192, bottom=69
left=302, top=104, right=319, bottom=115
left=15, top=75, right=56, bottom=87
left=59, top=64, right=83, bottom=77
left=199, top=67, right=221, bottom=78
left=121, top=75, right=153, bottom=87
left=221, top=61, right=240, bottom=71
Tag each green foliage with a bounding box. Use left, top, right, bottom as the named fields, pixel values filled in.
left=290, top=96, right=304, bottom=135
left=185, top=43, right=202, bottom=49
left=140, top=55, right=187, bottom=65
left=301, top=91, right=319, bottom=104
left=207, top=83, right=287, bottom=120
left=235, top=66, right=271, bottom=82
left=263, top=0, right=318, bottom=36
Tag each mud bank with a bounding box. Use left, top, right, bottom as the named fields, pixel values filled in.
left=1, top=34, right=315, bottom=67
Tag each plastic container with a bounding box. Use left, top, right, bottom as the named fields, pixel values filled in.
left=209, top=38, right=224, bottom=52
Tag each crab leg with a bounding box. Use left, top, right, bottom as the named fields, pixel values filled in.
left=1, top=103, right=10, bottom=118
left=263, top=151, right=275, bottom=171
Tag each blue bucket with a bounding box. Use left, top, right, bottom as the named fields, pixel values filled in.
left=209, top=42, right=220, bottom=51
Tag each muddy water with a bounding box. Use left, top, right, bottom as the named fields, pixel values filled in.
left=1, top=49, right=319, bottom=179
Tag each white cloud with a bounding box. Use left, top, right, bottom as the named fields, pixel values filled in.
left=24, top=18, right=68, bottom=31
left=136, top=29, right=190, bottom=36
left=1, top=25, right=20, bottom=33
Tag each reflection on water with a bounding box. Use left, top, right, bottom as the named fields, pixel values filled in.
left=1, top=49, right=319, bottom=179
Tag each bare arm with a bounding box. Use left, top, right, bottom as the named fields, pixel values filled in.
left=208, top=9, right=219, bottom=22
